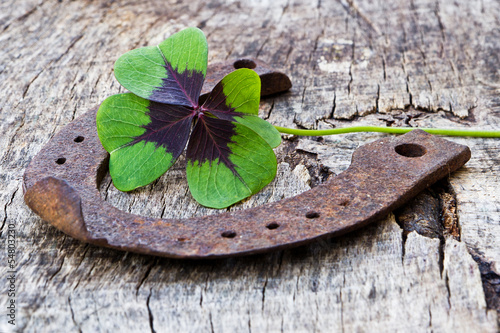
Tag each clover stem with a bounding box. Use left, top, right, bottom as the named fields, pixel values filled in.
left=273, top=125, right=500, bottom=138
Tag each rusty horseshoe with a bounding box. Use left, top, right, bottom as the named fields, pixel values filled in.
left=23, top=59, right=471, bottom=259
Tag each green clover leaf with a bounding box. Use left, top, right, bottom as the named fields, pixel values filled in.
left=96, top=27, right=281, bottom=208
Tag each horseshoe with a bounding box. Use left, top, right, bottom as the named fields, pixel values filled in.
left=23, top=59, right=471, bottom=259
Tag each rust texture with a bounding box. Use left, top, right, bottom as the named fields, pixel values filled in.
left=23, top=60, right=471, bottom=259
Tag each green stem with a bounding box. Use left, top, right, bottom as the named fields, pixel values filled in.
left=273, top=125, right=500, bottom=138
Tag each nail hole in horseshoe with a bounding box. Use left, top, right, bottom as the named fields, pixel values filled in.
left=305, top=211, right=320, bottom=219
left=221, top=231, right=237, bottom=238
left=56, top=158, right=66, bottom=165
left=339, top=199, right=350, bottom=207
left=266, top=222, right=280, bottom=230
left=74, top=136, right=84, bottom=143
left=395, top=143, right=426, bottom=158
left=233, top=59, right=257, bottom=69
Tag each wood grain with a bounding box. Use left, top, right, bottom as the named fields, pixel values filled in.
left=0, top=0, right=498, bottom=332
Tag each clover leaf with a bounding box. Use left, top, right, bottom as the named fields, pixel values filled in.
left=96, top=27, right=281, bottom=209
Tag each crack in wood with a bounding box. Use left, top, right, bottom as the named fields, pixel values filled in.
left=68, top=295, right=83, bottom=333
left=136, top=260, right=157, bottom=296
left=470, top=249, right=500, bottom=321
left=261, top=276, right=268, bottom=311
left=146, top=289, right=157, bottom=333
left=209, top=311, right=215, bottom=333
left=0, top=189, right=17, bottom=236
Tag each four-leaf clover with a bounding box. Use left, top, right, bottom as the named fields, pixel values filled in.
left=96, top=27, right=281, bottom=208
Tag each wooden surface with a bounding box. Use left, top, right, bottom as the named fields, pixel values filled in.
left=1, top=0, right=499, bottom=332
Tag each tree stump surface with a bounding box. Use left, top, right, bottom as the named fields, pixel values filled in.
left=1, top=0, right=499, bottom=332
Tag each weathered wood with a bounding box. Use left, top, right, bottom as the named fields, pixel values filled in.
left=0, top=0, right=499, bottom=332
